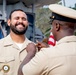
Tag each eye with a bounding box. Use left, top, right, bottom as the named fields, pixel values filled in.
left=22, top=17, right=27, bottom=21
left=15, top=17, right=19, bottom=20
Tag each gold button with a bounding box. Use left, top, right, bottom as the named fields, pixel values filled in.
left=2, top=65, right=10, bottom=73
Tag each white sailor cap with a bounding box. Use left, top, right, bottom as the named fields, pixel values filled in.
left=49, top=4, right=76, bottom=23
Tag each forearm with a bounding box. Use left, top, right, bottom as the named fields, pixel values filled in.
left=18, top=52, right=35, bottom=75
left=18, top=43, right=36, bottom=75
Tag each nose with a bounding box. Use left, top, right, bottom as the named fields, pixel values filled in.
left=19, top=18, right=23, bottom=23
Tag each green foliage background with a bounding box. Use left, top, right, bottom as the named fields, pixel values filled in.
left=35, top=6, right=76, bottom=37
left=35, top=7, right=51, bottom=37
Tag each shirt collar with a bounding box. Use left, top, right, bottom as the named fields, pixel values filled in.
left=4, top=35, right=14, bottom=46
left=4, top=35, right=32, bottom=47
left=57, top=35, right=76, bottom=45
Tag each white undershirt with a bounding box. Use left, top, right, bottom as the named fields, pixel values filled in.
left=15, top=42, right=23, bottom=49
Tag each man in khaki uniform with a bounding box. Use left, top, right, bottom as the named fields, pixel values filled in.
left=0, top=9, right=36, bottom=75
left=18, top=4, right=76, bottom=75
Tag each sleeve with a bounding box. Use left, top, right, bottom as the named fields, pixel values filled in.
left=22, top=48, right=48, bottom=75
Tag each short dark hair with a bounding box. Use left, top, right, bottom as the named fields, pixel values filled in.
left=9, top=9, right=25, bottom=19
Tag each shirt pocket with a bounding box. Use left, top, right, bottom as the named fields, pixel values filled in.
left=0, top=56, right=15, bottom=74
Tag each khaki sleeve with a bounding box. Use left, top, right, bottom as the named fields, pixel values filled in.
left=22, top=48, right=48, bottom=75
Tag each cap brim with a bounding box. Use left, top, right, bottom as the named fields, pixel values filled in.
left=49, top=4, right=76, bottom=20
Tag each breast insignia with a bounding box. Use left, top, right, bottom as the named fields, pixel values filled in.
left=2, top=65, right=10, bottom=73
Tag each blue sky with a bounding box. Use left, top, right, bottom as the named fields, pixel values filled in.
left=62, top=0, right=76, bottom=7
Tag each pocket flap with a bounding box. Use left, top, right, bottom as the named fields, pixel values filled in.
left=0, top=57, right=15, bottom=63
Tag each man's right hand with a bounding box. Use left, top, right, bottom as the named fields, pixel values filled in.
left=36, top=41, right=49, bottom=51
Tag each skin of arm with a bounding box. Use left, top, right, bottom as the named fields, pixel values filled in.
left=18, top=40, right=49, bottom=75
left=18, top=43, right=36, bottom=75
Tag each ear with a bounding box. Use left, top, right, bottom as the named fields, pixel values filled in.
left=7, top=19, right=11, bottom=26
left=55, top=22, right=60, bottom=31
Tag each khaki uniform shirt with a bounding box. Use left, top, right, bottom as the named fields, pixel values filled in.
left=0, top=35, right=32, bottom=75
left=23, top=36, right=76, bottom=75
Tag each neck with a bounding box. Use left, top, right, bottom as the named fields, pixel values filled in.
left=57, top=30, right=74, bottom=41
left=10, top=31, right=25, bottom=43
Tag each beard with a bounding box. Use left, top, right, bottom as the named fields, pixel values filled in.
left=10, top=23, right=28, bottom=35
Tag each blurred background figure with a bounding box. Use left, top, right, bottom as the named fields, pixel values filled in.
left=0, top=26, right=3, bottom=39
